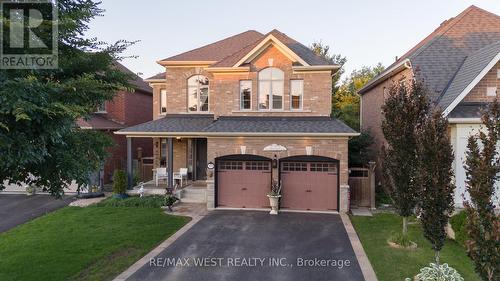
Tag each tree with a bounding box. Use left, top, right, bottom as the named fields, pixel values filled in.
left=416, top=110, right=455, bottom=264
left=310, top=41, right=346, bottom=97
left=463, top=101, right=500, bottom=281
left=382, top=79, right=430, bottom=236
left=349, top=131, right=375, bottom=167
left=0, top=1, right=134, bottom=197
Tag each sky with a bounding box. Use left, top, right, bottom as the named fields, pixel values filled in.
left=86, top=0, right=500, bottom=80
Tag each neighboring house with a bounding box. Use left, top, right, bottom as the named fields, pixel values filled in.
left=117, top=29, right=358, bottom=212
left=78, top=62, right=153, bottom=184
left=359, top=5, right=500, bottom=207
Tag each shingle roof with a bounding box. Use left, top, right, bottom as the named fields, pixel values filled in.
left=114, top=62, right=153, bottom=94
left=448, top=102, right=488, bottom=118
left=203, top=116, right=356, bottom=134
left=438, top=41, right=500, bottom=110
left=117, top=115, right=357, bottom=135
left=77, top=114, right=125, bottom=130
left=117, top=114, right=215, bottom=134
left=162, top=30, right=264, bottom=62
left=146, top=72, right=166, bottom=80
left=359, top=5, right=500, bottom=106
left=212, top=29, right=334, bottom=67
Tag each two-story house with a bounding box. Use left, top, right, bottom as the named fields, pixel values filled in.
left=117, top=30, right=358, bottom=212
left=359, top=5, right=500, bottom=207
left=78, top=62, right=153, bottom=184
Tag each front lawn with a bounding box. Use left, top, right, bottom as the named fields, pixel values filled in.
left=0, top=201, right=190, bottom=281
left=351, top=213, right=480, bottom=281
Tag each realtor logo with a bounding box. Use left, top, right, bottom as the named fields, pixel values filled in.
left=0, top=0, right=58, bottom=69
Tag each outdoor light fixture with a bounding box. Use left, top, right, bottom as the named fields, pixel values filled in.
left=240, top=145, right=246, bottom=154
left=272, top=154, right=278, bottom=169
left=306, top=146, right=313, bottom=155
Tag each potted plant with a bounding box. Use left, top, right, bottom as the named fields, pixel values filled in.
left=112, top=170, right=128, bottom=199
left=267, top=180, right=282, bottom=215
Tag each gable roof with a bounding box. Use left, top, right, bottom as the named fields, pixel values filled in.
left=359, top=5, right=500, bottom=114
left=114, top=62, right=153, bottom=94
left=161, top=30, right=264, bottom=62
left=159, top=29, right=336, bottom=68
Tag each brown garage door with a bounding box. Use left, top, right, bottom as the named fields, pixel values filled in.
left=280, top=160, right=338, bottom=211
left=217, top=160, right=271, bottom=208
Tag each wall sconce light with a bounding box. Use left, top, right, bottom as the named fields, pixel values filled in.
left=176, top=137, right=181, bottom=142
left=155, top=141, right=159, bottom=148
left=305, top=146, right=313, bottom=156
left=240, top=145, right=246, bottom=154
left=272, top=154, right=278, bottom=169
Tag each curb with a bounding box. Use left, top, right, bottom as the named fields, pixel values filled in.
left=341, top=214, right=378, bottom=281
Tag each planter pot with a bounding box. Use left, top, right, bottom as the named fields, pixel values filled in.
left=25, top=186, right=36, bottom=196
left=267, top=195, right=281, bottom=215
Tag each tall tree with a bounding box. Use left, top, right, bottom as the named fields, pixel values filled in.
left=463, top=101, right=500, bottom=281
left=310, top=41, right=346, bottom=97
left=0, top=1, right=134, bottom=196
left=416, top=110, right=455, bottom=264
left=382, top=80, right=430, bottom=236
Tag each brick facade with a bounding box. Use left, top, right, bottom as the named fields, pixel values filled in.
left=463, top=61, right=500, bottom=103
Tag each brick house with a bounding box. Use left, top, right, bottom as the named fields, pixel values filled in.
left=359, top=5, right=500, bottom=207
left=117, top=29, right=358, bottom=212
left=78, top=62, right=153, bottom=184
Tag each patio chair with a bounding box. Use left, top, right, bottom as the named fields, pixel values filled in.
left=155, top=167, right=168, bottom=187
left=173, top=168, right=188, bottom=187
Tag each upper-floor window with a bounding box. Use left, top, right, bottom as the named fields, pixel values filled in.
left=96, top=102, right=106, bottom=113
left=258, top=67, right=284, bottom=110
left=160, top=89, right=167, bottom=114
left=188, top=75, right=209, bottom=112
left=240, top=80, right=252, bottom=110
left=290, top=80, right=303, bottom=110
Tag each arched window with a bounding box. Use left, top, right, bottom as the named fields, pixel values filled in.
left=187, top=75, right=209, bottom=112
left=258, top=68, right=284, bottom=110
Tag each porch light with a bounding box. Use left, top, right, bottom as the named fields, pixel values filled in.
left=176, top=137, right=181, bottom=142
left=306, top=146, right=313, bottom=155
left=240, top=145, right=246, bottom=154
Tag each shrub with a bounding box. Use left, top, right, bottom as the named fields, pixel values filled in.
left=406, top=263, right=464, bottom=281
left=450, top=211, right=467, bottom=247
left=389, top=232, right=414, bottom=248
left=95, top=195, right=164, bottom=208
left=112, top=170, right=127, bottom=194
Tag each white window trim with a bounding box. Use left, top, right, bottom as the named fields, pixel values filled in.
left=290, top=79, right=303, bottom=110
left=187, top=75, right=210, bottom=113
left=258, top=68, right=284, bottom=111
left=160, top=89, right=167, bottom=115
left=95, top=102, right=106, bottom=114
left=239, top=80, right=252, bottom=110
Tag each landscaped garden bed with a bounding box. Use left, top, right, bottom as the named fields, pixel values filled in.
left=350, top=213, right=480, bottom=281
left=0, top=197, right=190, bottom=281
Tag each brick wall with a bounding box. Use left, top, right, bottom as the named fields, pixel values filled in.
left=463, top=61, right=499, bottom=102
left=153, top=45, right=332, bottom=119
left=206, top=137, right=349, bottom=185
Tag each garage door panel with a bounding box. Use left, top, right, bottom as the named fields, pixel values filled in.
left=280, top=161, right=338, bottom=211
left=217, top=160, right=271, bottom=208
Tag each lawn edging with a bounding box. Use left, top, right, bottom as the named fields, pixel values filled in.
left=113, top=208, right=207, bottom=281
left=341, top=214, right=378, bottom=281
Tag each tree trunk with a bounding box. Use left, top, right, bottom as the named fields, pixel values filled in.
left=402, top=216, right=408, bottom=236
left=435, top=250, right=440, bottom=265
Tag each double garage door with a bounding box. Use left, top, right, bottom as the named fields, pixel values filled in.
left=216, top=155, right=338, bottom=211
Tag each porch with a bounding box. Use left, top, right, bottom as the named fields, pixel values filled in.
left=127, top=179, right=208, bottom=203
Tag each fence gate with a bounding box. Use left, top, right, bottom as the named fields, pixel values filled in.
left=348, top=162, right=376, bottom=209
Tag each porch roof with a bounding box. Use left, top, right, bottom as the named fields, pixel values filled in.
left=448, top=102, right=487, bottom=119
left=116, top=115, right=358, bottom=137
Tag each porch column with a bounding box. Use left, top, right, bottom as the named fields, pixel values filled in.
left=167, top=137, right=174, bottom=189
left=127, top=137, right=133, bottom=189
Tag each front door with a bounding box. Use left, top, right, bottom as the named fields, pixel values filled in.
left=195, top=139, right=207, bottom=180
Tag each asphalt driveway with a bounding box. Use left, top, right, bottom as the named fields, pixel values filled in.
left=0, top=194, right=74, bottom=232
left=128, top=211, right=364, bottom=281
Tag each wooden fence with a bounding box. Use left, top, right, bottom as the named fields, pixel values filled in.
left=348, top=162, right=376, bottom=209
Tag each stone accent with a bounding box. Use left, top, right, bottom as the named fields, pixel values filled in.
left=206, top=179, right=215, bottom=209
left=339, top=185, right=350, bottom=213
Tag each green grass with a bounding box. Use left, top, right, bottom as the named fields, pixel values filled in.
left=0, top=203, right=190, bottom=281
left=350, top=213, right=480, bottom=281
